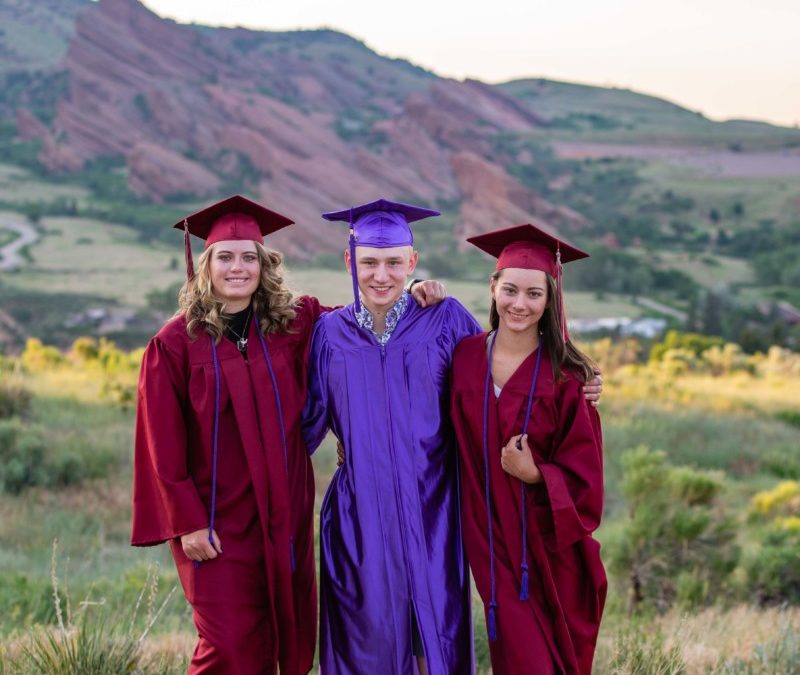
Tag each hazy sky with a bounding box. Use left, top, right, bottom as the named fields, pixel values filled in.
left=143, top=0, right=800, bottom=127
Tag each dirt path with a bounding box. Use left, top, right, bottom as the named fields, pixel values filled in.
left=636, top=297, right=687, bottom=321
left=0, top=220, right=38, bottom=271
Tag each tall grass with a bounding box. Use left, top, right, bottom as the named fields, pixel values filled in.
left=1, top=541, right=182, bottom=675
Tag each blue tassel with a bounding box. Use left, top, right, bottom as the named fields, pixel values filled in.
left=289, top=538, right=296, bottom=573
left=487, top=603, right=498, bottom=641
left=519, top=566, right=529, bottom=601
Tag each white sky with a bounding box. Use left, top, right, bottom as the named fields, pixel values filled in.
left=142, top=0, right=800, bottom=127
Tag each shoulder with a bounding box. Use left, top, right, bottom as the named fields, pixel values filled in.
left=453, top=331, right=487, bottom=362
left=286, top=295, right=325, bottom=338
left=430, top=296, right=474, bottom=320
left=411, top=296, right=480, bottom=332
left=313, top=302, right=352, bottom=328
left=149, top=314, right=191, bottom=356
left=553, top=366, right=587, bottom=405
left=294, top=294, right=323, bottom=320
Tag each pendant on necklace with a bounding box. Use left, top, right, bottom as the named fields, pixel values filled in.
left=237, top=338, right=248, bottom=353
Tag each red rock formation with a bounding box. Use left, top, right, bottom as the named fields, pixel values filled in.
left=450, top=151, right=588, bottom=246
left=127, top=142, right=220, bottom=201
left=20, top=0, right=586, bottom=257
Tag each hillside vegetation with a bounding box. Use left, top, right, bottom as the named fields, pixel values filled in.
left=0, top=332, right=798, bottom=673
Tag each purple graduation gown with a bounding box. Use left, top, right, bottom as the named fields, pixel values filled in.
left=303, top=297, right=480, bottom=674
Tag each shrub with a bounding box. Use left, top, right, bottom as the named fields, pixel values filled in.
left=0, top=418, right=48, bottom=494
left=716, top=614, right=800, bottom=673
left=744, top=528, right=800, bottom=604
left=0, top=379, right=31, bottom=420
left=0, top=416, right=115, bottom=494
left=610, top=446, right=739, bottom=613
left=20, top=338, right=65, bottom=372
left=745, top=481, right=800, bottom=604
left=650, top=331, right=726, bottom=363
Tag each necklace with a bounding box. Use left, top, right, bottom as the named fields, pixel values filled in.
left=226, top=308, right=252, bottom=353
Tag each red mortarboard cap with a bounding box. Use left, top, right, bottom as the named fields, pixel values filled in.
left=468, top=224, right=589, bottom=341
left=322, top=198, right=439, bottom=312
left=173, top=195, right=294, bottom=279
left=467, top=224, right=588, bottom=275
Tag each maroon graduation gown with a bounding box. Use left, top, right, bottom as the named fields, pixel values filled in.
left=450, top=333, right=606, bottom=675
left=131, top=296, right=325, bottom=675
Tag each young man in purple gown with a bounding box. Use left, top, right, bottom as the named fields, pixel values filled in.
left=302, top=200, right=479, bottom=675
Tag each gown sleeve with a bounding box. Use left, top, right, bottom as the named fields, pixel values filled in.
left=441, top=299, right=482, bottom=352
left=131, top=336, right=208, bottom=546
left=532, top=377, right=603, bottom=552
left=301, top=317, right=332, bottom=455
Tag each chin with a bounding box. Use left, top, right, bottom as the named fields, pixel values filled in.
left=501, top=316, right=538, bottom=333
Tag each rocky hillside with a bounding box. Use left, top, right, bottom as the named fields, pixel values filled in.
left=2, top=0, right=592, bottom=256
left=1, top=0, right=799, bottom=260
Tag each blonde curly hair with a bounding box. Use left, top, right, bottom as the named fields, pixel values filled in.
left=178, top=241, right=297, bottom=341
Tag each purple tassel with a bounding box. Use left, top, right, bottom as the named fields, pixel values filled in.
left=519, top=564, right=529, bottom=601
left=487, top=602, right=498, bottom=641
left=289, top=537, right=296, bottom=573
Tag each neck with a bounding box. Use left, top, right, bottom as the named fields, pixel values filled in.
left=224, top=299, right=251, bottom=313
left=494, top=324, right=539, bottom=354
left=361, top=293, right=402, bottom=334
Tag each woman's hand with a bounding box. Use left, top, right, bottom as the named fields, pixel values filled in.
left=336, top=440, right=346, bottom=467
left=501, top=434, right=542, bottom=484
left=583, top=370, right=603, bottom=407
left=181, top=528, right=222, bottom=561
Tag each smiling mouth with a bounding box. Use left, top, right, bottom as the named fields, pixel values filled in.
left=225, top=278, right=250, bottom=284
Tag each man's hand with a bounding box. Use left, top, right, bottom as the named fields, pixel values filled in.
left=181, top=528, right=222, bottom=562
left=410, top=280, right=447, bottom=307
left=500, top=434, right=542, bottom=484
left=336, top=440, right=345, bottom=467
left=584, top=370, right=603, bottom=408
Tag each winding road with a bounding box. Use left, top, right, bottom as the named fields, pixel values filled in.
left=0, top=220, right=38, bottom=271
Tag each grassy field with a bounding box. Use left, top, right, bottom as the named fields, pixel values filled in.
left=1, top=211, right=645, bottom=328
left=635, top=161, right=800, bottom=228
left=4, top=214, right=183, bottom=307
left=0, top=164, right=89, bottom=205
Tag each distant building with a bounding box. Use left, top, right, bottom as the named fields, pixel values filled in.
left=569, top=317, right=668, bottom=339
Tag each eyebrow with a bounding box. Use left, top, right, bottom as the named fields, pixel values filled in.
left=501, top=282, right=545, bottom=291
left=216, top=249, right=257, bottom=255
left=359, top=256, right=404, bottom=263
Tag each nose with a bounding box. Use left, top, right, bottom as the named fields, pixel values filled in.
left=373, top=264, right=389, bottom=282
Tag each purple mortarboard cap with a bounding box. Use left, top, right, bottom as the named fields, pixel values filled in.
left=321, top=198, right=440, bottom=312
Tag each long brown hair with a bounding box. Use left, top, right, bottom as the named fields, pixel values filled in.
left=489, top=270, right=596, bottom=382
left=178, top=241, right=297, bottom=341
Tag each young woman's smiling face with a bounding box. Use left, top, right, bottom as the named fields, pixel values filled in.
left=209, top=240, right=260, bottom=312
left=491, top=267, right=549, bottom=335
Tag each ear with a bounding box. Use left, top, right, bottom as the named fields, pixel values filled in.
left=407, top=250, right=419, bottom=274
left=344, top=249, right=352, bottom=274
